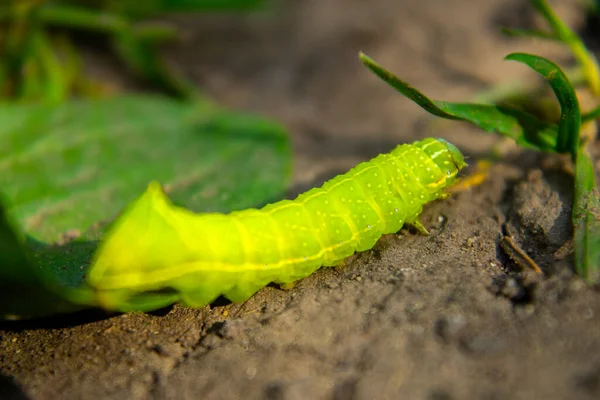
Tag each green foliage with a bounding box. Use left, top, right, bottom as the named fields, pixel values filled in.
left=0, top=95, right=292, bottom=319
left=360, top=53, right=559, bottom=152
left=504, top=53, right=581, bottom=156
left=58, top=0, right=267, bottom=16
left=0, top=0, right=291, bottom=319
left=361, top=0, right=600, bottom=284
left=0, top=0, right=266, bottom=101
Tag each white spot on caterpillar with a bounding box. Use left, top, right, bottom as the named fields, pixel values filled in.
left=395, top=208, right=399, bottom=212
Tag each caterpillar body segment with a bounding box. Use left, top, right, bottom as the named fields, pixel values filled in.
left=87, top=138, right=466, bottom=311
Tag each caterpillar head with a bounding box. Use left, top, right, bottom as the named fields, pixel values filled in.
left=411, top=138, right=467, bottom=190
left=436, top=138, right=466, bottom=171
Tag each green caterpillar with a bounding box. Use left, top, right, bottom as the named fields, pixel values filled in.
left=87, top=138, right=466, bottom=311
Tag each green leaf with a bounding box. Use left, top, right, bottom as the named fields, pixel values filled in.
left=0, top=198, right=86, bottom=319
left=504, top=53, right=580, bottom=157
left=0, top=95, right=291, bottom=243
left=582, top=105, right=600, bottom=123
left=530, top=0, right=600, bottom=95
left=105, top=0, right=268, bottom=15
left=359, top=52, right=559, bottom=152
left=111, top=29, right=195, bottom=98
left=35, top=4, right=127, bottom=34
left=0, top=95, right=291, bottom=318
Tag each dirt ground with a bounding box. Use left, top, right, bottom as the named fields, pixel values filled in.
left=2, top=0, right=600, bottom=399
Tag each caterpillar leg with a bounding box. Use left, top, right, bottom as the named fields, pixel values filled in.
left=278, top=282, right=296, bottom=290
left=408, top=219, right=430, bottom=235
left=335, top=259, right=349, bottom=271
left=438, top=192, right=452, bottom=200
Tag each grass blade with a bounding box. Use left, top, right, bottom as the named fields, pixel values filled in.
left=359, top=51, right=559, bottom=151
left=531, top=0, right=600, bottom=95
left=504, top=53, right=580, bottom=156
left=582, top=106, right=600, bottom=123
left=573, top=146, right=600, bottom=284
left=505, top=52, right=600, bottom=283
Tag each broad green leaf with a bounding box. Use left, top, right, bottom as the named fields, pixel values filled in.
left=0, top=95, right=291, bottom=318
left=0, top=95, right=292, bottom=243
left=0, top=198, right=85, bottom=319
left=0, top=198, right=32, bottom=285
left=359, top=52, right=559, bottom=152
